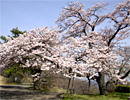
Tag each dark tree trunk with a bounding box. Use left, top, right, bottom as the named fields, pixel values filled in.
left=33, top=77, right=36, bottom=89
left=70, top=77, right=74, bottom=94
left=98, top=82, right=103, bottom=95
left=96, top=72, right=106, bottom=95
left=67, top=77, right=71, bottom=94
left=87, top=76, right=91, bottom=95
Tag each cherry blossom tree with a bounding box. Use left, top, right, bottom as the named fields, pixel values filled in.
left=0, top=26, right=75, bottom=89
left=0, top=27, right=60, bottom=68
left=0, top=27, right=62, bottom=88
left=56, top=0, right=130, bottom=95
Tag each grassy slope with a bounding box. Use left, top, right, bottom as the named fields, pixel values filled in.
left=63, top=92, right=130, bottom=100
left=0, top=75, right=7, bottom=85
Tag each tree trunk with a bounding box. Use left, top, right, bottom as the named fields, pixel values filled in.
left=33, top=77, right=36, bottom=89
left=68, top=77, right=74, bottom=94
left=96, top=72, right=106, bottom=95
left=71, top=77, right=74, bottom=94
left=98, top=81, right=103, bottom=95
left=67, top=77, right=71, bottom=94
left=87, top=76, right=91, bottom=95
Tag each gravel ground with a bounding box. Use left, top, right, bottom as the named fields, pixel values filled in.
left=0, top=84, right=62, bottom=100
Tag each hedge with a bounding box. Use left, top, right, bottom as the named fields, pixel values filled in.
left=115, top=85, right=130, bottom=93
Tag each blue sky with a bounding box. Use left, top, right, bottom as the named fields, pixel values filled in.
left=1, top=0, right=129, bottom=45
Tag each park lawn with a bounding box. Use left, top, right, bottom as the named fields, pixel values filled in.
left=63, top=92, right=130, bottom=100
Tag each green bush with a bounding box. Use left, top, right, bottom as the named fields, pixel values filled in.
left=5, top=66, right=20, bottom=78
left=4, top=63, right=41, bottom=78
left=115, top=85, right=130, bottom=93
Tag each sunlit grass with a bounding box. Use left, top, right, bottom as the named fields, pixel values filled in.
left=63, top=92, right=130, bottom=100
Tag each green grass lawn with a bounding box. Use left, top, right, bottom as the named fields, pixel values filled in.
left=63, top=92, right=130, bottom=100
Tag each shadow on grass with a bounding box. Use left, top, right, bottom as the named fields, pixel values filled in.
left=0, top=89, right=39, bottom=99
left=0, top=85, right=61, bottom=100
left=0, top=85, right=28, bottom=89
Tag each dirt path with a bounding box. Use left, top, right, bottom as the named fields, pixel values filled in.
left=0, top=84, right=62, bottom=100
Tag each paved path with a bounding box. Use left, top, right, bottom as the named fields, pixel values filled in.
left=0, top=84, right=62, bottom=100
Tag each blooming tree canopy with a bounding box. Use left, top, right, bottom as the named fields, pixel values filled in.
left=55, top=0, right=130, bottom=94
left=0, top=27, right=60, bottom=71
left=57, top=31, right=123, bottom=81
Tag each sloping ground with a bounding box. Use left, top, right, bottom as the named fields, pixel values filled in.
left=0, top=75, right=7, bottom=85
left=0, top=84, right=62, bottom=100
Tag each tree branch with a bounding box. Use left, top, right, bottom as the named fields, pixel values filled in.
left=121, top=69, right=130, bottom=79
left=107, top=25, right=121, bottom=46
left=118, top=59, right=129, bottom=75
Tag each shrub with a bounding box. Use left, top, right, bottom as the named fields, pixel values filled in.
left=115, top=85, right=130, bottom=93
left=7, top=73, right=23, bottom=83
left=4, top=66, right=20, bottom=78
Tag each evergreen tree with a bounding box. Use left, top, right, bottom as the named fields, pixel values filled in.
left=0, top=27, right=26, bottom=44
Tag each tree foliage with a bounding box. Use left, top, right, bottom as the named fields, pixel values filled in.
left=0, top=36, right=6, bottom=44
left=0, top=27, right=26, bottom=44
left=10, top=27, right=26, bottom=38
left=55, top=0, right=130, bottom=94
